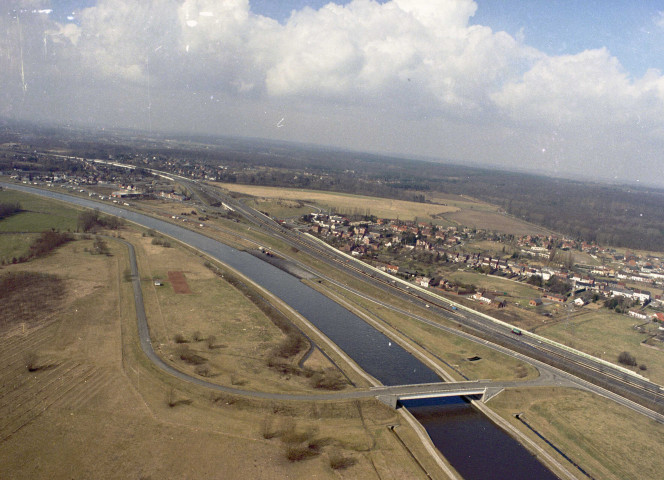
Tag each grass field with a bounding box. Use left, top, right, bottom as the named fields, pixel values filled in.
left=0, top=233, right=39, bottom=263
left=446, top=270, right=541, bottom=301
left=0, top=190, right=80, bottom=232
left=0, top=229, right=437, bottom=479
left=217, top=183, right=459, bottom=221
left=538, top=310, right=664, bottom=384
left=490, top=387, right=664, bottom=480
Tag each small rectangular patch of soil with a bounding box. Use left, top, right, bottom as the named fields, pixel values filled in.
left=168, top=271, right=192, bottom=294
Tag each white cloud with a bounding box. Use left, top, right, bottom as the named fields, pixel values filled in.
left=2, top=0, right=664, bottom=185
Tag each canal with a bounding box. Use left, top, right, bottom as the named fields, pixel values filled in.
left=4, top=183, right=560, bottom=479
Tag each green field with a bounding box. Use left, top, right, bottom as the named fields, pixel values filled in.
left=0, top=190, right=80, bottom=232
left=0, top=233, right=39, bottom=263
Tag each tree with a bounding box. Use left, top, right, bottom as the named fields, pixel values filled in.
left=78, top=209, right=100, bottom=232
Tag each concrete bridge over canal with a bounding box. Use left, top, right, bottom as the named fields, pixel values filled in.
left=372, top=380, right=506, bottom=409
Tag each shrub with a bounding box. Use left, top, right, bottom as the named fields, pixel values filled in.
left=173, top=333, right=188, bottom=344
left=618, top=351, right=637, bottom=366
left=194, top=364, right=211, bottom=377
left=273, top=333, right=307, bottom=359
left=639, top=364, right=648, bottom=371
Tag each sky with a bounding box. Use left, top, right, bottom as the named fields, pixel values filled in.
left=2, top=1, right=664, bottom=186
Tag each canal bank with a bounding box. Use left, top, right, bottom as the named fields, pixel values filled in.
left=3, top=183, right=569, bottom=479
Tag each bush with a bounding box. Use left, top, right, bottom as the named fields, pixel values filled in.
left=176, top=345, right=207, bottom=365
left=639, top=364, right=648, bottom=371
left=24, top=352, right=40, bottom=372
left=194, top=364, right=211, bottom=377
left=273, top=333, right=307, bottom=359
left=0, top=202, right=21, bottom=220
left=618, top=351, right=637, bottom=366
left=151, top=237, right=171, bottom=247
left=285, top=445, right=319, bottom=462
left=167, top=387, right=192, bottom=408
left=261, top=416, right=278, bottom=439
left=329, top=453, right=357, bottom=470
left=28, top=231, right=74, bottom=259
left=173, top=333, right=188, bottom=344
left=310, top=370, right=347, bottom=390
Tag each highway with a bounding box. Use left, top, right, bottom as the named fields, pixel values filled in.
left=183, top=179, right=664, bottom=421
left=5, top=179, right=664, bottom=423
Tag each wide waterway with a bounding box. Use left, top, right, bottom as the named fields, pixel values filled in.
left=3, top=183, right=559, bottom=479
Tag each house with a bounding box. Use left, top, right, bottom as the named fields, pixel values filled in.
left=543, top=293, right=566, bottom=303
left=420, top=277, right=432, bottom=288
left=632, top=289, right=651, bottom=304
left=529, top=298, right=543, bottom=307
left=628, top=309, right=648, bottom=320
left=385, top=264, right=399, bottom=275
left=474, top=292, right=507, bottom=308
left=574, top=297, right=586, bottom=306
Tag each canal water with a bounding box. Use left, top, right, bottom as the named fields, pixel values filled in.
left=5, top=184, right=559, bottom=479
left=404, top=397, right=559, bottom=480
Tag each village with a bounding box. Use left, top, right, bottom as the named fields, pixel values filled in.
left=304, top=212, right=664, bottom=328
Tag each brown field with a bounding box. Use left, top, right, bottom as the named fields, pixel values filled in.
left=0, top=232, right=438, bottom=480
left=217, top=183, right=459, bottom=221
left=167, top=270, right=192, bottom=294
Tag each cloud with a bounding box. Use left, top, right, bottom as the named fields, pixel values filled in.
left=2, top=0, right=664, bottom=185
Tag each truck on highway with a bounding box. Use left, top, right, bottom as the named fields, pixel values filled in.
left=511, top=327, right=522, bottom=335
